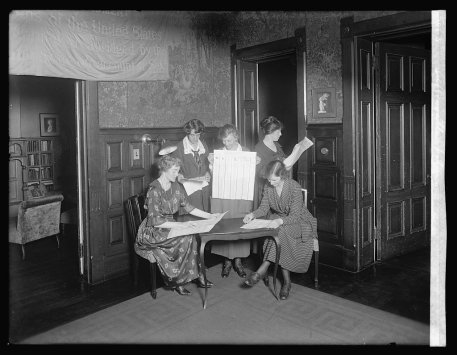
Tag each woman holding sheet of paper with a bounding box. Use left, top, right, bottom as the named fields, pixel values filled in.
left=171, top=118, right=211, bottom=212
left=242, top=160, right=317, bottom=300
left=209, top=124, right=260, bottom=278
left=135, top=155, right=220, bottom=296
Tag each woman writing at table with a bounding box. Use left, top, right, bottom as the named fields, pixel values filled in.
left=242, top=160, right=317, bottom=300
left=135, top=155, right=220, bottom=296
left=171, top=118, right=211, bottom=212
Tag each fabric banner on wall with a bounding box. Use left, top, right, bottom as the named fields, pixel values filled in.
left=9, top=10, right=177, bottom=81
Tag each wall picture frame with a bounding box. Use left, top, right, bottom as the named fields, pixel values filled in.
left=40, top=113, right=60, bottom=137
left=309, top=88, right=340, bottom=124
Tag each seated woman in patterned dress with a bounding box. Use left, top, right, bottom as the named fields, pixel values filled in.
left=135, top=155, right=221, bottom=296
left=242, top=160, right=318, bottom=300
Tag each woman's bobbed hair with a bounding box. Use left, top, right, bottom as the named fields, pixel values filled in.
left=218, top=124, right=239, bottom=141
left=158, top=155, right=182, bottom=173
left=264, top=160, right=288, bottom=180
left=260, top=116, right=283, bottom=135
left=183, top=119, right=205, bottom=135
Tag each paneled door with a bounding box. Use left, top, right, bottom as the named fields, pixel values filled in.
left=99, top=131, right=155, bottom=280
left=356, top=38, right=376, bottom=268
left=376, top=42, right=431, bottom=260
left=236, top=60, right=259, bottom=151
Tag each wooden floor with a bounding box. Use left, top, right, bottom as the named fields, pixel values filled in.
left=8, top=225, right=430, bottom=343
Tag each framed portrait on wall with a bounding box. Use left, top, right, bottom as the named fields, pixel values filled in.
left=309, top=88, right=340, bottom=124
left=40, top=113, right=60, bottom=137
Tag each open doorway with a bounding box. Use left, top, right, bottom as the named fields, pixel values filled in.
left=234, top=38, right=299, bottom=182
left=258, top=54, right=298, bottom=180
left=9, top=75, right=81, bottom=340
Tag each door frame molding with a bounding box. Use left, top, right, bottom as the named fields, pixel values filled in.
left=340, top=11, right=431, bottom=271
left=231, top=28, right=309, bottom=185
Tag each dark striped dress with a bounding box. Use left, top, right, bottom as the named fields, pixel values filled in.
left=252, top=178, right=317, bottom=273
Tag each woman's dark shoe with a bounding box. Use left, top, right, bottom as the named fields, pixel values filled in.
left=221, top=260, right=232, bottom=278
left=174, top=285, right=192, bottom=296
left=244, top=272, right=262, bottom=287
left=279, top=282, right=291, bottom=300
left=233, top=258, right=247, bottom=278
left=195, top=275, right=214, bottom=288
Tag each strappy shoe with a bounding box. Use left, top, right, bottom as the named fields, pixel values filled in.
left=279, top=282, right=291, bottom=300
left=233, top=258, right=247, bottom=278
left=174, top=285, right=192, bottom=296
left=244, top=272, right=262, bottom=287
left=194, top=275, right=214, bottom=288
left=221, top=260, right=232, bottom=278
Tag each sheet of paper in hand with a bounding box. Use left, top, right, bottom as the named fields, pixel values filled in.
left=240, top=218, right=276, bottom=229
left=181, top=178, right=209, bottom=196
left=212, top=150, right=256, bottom=201
left=283, top=136, right=314, bottom=169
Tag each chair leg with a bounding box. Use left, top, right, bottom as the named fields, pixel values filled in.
left=150, top=262, right=157, bottom=299
left=56, top=234, right=60, bottom=249
left=21, top=245, right=26, bottom=260
left=133, top=256, right=139, bottom=287
left=314, top=251, right=319, bottom=288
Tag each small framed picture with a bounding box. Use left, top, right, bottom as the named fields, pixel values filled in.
left=309, top=88, right=339, bottom=124
left=40, top=113, right=60, bottom=137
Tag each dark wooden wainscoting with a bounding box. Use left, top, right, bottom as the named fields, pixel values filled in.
left=306, top=124, right=348, bottom=269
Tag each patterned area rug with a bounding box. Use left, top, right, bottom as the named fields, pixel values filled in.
left=21, top=266, right=429, bottom=345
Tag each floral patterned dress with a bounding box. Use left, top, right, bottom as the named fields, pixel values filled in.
left=134, top=180, right=200, bottom=287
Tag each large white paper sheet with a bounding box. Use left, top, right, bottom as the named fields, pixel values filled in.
left=181, top=178, right=209, bottom=196
left=212, top=150, right=256, bottom=200
left=283, top=136, right=314, bottom=169
left=167, top=211, right=228, bottom=239
left=240, top=218, right=276, bottom=229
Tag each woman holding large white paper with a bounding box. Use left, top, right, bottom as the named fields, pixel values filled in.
left=209, top=124, right=258, bottom=278
left=135, top=155, right=220, bottom=296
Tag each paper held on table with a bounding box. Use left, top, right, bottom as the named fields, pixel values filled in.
left=240, top=218, right=276, bottom=230
left=167, top=211, right=229, bottom=239
left=283, top=136, right=314, bottom=169
left=181, top=178, right=209, bottom=196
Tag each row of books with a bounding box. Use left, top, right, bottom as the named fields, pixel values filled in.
left=27, top=167, right=53, bottom=180
left=25, top=139, right=53, bottom=152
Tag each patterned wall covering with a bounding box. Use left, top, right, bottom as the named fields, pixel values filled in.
left=98, top=11, right=400, bottom=128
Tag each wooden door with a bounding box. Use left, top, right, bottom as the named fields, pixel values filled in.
left=356, top=37, right=376, bottom=267
left=236, top=60, right=259, bottom=150
left=376, top=42, right=431, bottom=260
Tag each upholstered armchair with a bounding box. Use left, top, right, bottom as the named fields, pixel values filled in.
left=9, top=194, right=64, bottom=260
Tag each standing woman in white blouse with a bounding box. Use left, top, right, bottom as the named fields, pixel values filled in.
left=171, top=119, right=212, bottom=212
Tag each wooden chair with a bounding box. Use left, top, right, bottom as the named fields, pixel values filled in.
left=302, top=188, right=319, bottom=288
left=124, top=194, right=159, bottom=299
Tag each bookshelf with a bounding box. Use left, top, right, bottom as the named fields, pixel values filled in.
left=9, top=137, right=61, bottom=202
